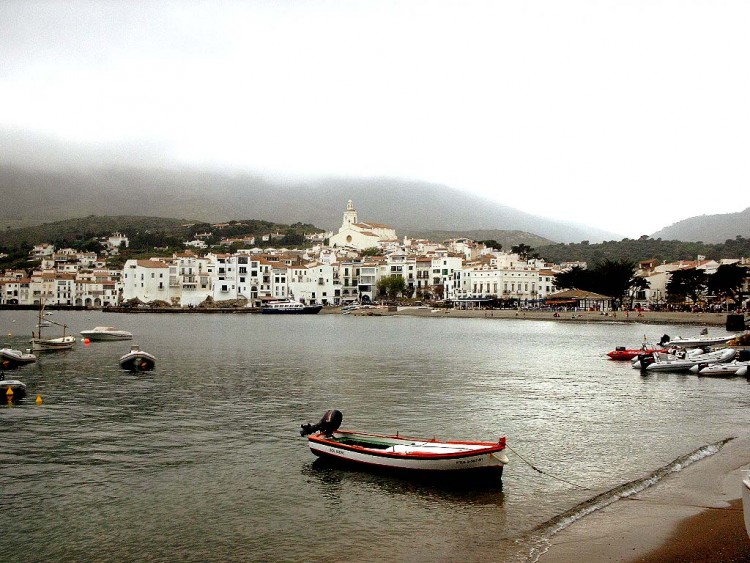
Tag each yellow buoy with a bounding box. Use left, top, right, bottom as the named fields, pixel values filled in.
left=5, top=387, right=13, bottom=397
left=36, top=394, right=43, bottom=406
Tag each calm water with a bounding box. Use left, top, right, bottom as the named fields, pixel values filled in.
left=1, top=310, right=748, bottom=562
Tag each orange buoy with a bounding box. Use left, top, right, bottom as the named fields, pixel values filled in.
left=36, top=394, right=43, bottom=406
left=84, top=338, right=91, bottom=345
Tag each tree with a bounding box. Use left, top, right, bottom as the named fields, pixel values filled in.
left=666, top=268, right=708, bottom=305
left=377, top=275, right=406, bottom=300
left=511, top=244, right=533, bottom=261
left=479, top=240, right=502, bottom=251
left=554, top=266, right=591, bottom=291
left=707, top=263, right=748, bottom=306
left=593, top=259, right=638, bottom=305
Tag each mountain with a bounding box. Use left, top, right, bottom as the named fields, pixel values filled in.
left=651, top=207, right=750, bottom=243
left=0, top=165, right=620, bottom=243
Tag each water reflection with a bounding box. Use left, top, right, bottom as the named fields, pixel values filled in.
left=303, top=457, right=505, bottom=506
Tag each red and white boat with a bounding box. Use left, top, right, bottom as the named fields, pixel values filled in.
left=300, top=410, right=508, bottom=474
left=607, top=344, right=667, bottom=361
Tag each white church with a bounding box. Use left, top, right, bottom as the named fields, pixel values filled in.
left=328, top=200, right=398, bottom=251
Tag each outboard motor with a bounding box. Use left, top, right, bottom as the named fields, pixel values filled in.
left=637, top=353, right=655, bottom=371
left=300, top=409, right=343, bottom=437
left=659, top=334, right=671, bottom=346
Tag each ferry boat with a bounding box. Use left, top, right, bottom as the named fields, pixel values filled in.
left=261, top=300, right=322, bottom=315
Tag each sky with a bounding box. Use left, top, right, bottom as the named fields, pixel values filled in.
left=1, top=1, right=749, bottom=238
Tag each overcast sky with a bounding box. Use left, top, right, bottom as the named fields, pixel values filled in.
left=1, top=1, right=748, bottom=238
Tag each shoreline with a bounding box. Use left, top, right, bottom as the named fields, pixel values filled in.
left=536, top=434, right=750, bottom=562
left=365, top=307, right=746, bottom=328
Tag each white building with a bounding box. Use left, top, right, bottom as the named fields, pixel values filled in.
left=329, top=200, right=398, bottom=250
left=121, top=259, right=171, bottom=303
left=287, top=262, right=341, bottom=306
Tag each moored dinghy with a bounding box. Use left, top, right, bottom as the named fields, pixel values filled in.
left=1, top=376, right=27, bottom=402
left=0, top=347, right=37, bottom=369
left=119, top=345, right=156, bottom=372
left=300, top=410, right=508, bottom=475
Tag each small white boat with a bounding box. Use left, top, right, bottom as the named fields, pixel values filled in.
left=691, top=360, right=750, bottom=377
left=80, top=326, right=133, bottom=341
left=0, top=347, right=37, bottom=368
left=30, top=335, right=76, bottom=352
left=1, top=377, right=27, bottom=402
left=636, top=348, right=736, bottom=372
left=119, top=345, right=156, bottom=372
left=743, top=470, right=750, bottom=539
left=659, top=331, right=738, bottom=349
left=300, top=410, right=508, bottom=475
left=30, top=300, right=76, bottom=352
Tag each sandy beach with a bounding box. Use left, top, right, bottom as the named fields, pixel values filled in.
left=536, top=435, right=750, bottom=562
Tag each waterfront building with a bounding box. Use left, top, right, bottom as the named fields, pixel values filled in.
left=121, top=259, right=171, bottom=304
left=287, top=261, right=341, bottom=306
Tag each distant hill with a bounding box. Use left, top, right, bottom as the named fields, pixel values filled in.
left=411, top=229, right=553, bottom=249
left=651, top=207, right=750, bottom=243
left=0, top=165, right=620, bottom=243
left=0, top=216, right=194, bottom=248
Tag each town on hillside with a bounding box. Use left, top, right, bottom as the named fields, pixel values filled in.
left=1, top=201, right=749, bottom=312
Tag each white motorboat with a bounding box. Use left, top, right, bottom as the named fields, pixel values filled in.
left=743, top=470, right=750, bottom=539
left=631, top=347, right=704, bottom=368
left=690, top=360, right=750, bottom=377
left=636, top=348, right=736, bottom=372
left=80, top=326, right=133, bottom=341
left=659, top=331, right=738, bottom=349
left=119, top=345, right=156, bottom=372
left=0, top=347, right=38, bottom=368
left=301, top=410, right=508, bottom=475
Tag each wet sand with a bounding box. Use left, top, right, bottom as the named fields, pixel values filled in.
left=536, top=435, right=750, bottom=563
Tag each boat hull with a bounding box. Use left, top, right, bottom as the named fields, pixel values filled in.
left=30, top=336, right=76, bottom=352
left=696, top=361, right=750, bottom=377
left=307, top=430, right=508, bottom=474
left=80, top=331, right=133, bottom=341
left=607, top=347, right=666, bottom=360
left=261, top=305, right=322, bottom=315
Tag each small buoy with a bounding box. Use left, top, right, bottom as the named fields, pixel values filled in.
left=6, top=387, right=13, bottom=397
left=84, top=338, right=91, bottom=345
left=36, top=394, right=43, bottom=406
left=7, top=332, right=11, bottom=337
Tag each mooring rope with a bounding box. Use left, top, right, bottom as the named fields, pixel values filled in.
left=505, top=443, right=590, bottom=490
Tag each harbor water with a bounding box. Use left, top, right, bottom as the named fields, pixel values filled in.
left=1, top=310, right=748, bottom=562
